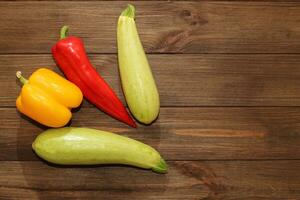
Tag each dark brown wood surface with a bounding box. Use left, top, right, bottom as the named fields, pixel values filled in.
left=1, top=161, right=300, bottom=199
left=1, top=1, right=300, bottom=200
left=3, top=54, right=300, bottom=106
left=1, top=1, right=300, bottom=54
left=1, top=107, right=300, bottom=161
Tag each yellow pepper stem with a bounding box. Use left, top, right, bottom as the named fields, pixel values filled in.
left=16, top=71, right=28, bottom=85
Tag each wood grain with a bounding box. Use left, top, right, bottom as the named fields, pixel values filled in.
left=0, top=160, right=299, bottom=199
left=1, top=107, right=300, bottom=161
left=1, top=1, right=300, bottom=53
left=1, top=1, right=300, bottom=199
left=4, top=54, right=300, bottom=107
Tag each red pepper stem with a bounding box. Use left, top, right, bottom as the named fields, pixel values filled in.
left=16, top=71, right=28, bottom=85
left=60, top=26, right=69, bottom=40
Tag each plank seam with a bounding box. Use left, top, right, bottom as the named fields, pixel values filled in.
left=2, top=53, right=300, bottom=56
left=2, top=159, right=300, bottom=162
left=3, top=105, right=300, bottom=108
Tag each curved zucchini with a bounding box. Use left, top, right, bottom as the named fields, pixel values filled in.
left=117, top=4, right=160, bottom=124
left=32, top=127, right=167, bottom=173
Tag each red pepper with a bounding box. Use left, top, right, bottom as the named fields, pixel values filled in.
left=52, top=26, right=136, bottom=128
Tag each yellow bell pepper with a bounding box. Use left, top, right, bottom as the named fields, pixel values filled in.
left=16, top=68, right=83, bottom=127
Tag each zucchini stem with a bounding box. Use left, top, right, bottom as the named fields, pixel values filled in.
left=121, top=4, right=135, bottom=19
left=152, top=158, right=168, bottom=173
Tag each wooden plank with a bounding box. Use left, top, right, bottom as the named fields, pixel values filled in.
left=3, top=0, right=297, bottom=1
left=1, top=1, right=300, bottom=53
left=4, top=54, right=300, bottom=107
left=0, top=160, right=299, bottom=199
left=1, top=107, right=300, bottom=161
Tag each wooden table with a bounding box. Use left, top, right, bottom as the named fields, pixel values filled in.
left=1, top=1, right=300, bottom=199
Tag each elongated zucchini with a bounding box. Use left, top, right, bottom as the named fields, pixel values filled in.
left=117, top=4, right=160, bottom=124
left=32, top=127, right=167, bottom=173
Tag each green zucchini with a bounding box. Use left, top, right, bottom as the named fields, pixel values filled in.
left=32, top=127, right=167, bottom=173
left=117, top=4, right=160, bottom=124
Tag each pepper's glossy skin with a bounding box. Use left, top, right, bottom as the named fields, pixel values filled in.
left=16, top=68, right=83, bottom=127
left=52, top=31, right=136, bottom=128
left=117, top=5, right=160, bottom=124
left=32, top=127, right=168, bottom=173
